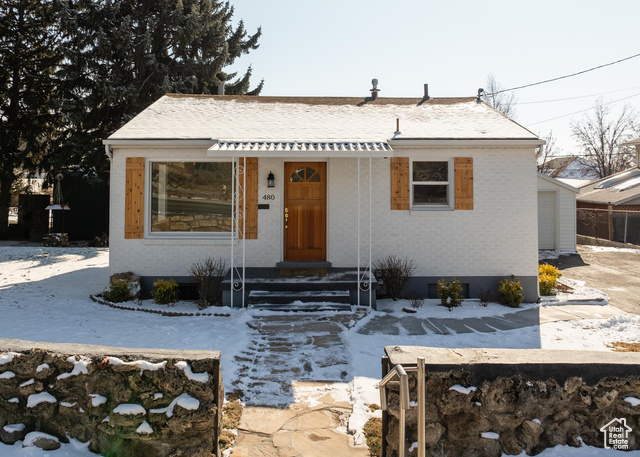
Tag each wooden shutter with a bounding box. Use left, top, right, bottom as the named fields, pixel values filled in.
left=454, top=157, right=474, bottom=210
left=239, top=157, right=258, bottom=239
left=125, top=157, right=145, bottom=239
left=390, top=157, right=410, bottom=210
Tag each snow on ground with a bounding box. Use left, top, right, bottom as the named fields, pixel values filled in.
left=1, top=246, right=640, bottom=456
left=541, top=277, right=609, bottom=304
left=588, top=245, right=640, bottom=254
left=376, top=297, right=540, bottom=319
left=539, top=249, right=578, bottom=260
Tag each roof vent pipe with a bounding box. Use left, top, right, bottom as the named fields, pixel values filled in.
left=217, top=83, right=225, bottom=96
left=371, top=79, right=380, bottom=100
left=423, top=83, right=430, bottom=100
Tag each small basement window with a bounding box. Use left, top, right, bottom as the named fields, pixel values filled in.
left=412, top=161, right=450, bottom=207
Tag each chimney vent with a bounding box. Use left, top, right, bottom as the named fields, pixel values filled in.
left=370, top=79, right=380, bottom=100
left=217, top=83, right=225, bottom=96
left=423, top=84, right=430, bottom=100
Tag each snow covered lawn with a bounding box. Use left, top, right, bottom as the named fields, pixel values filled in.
left=1, top=246, right=639, bottom=456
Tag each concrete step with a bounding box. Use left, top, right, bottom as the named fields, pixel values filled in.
left=248, top=289, right=351, bottom=305
left=248, top=302, right=353, bottom=312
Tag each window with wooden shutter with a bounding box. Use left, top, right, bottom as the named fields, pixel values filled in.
left=390, top=157, right=410, bottom=210
left=454, top=157, right=474, bottom=210
left=125, top=157, right=145, bottom=239
left=239, top=157, right=258, bottom=239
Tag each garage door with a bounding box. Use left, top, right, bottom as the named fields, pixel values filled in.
left=538, top=191, right=555, bottom=249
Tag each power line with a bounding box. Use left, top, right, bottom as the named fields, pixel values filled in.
left=486, top=52, right=640, bottom=96
left=515, top=85, right=640, bottom=105
left=527, top=92, right=640, bottom=126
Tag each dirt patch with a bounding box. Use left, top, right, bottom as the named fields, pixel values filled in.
left=607, top=342, right=640, bottom=352
left=219, top=393, right=244, bottom=452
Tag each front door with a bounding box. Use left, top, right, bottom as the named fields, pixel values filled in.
left=284, top=162, right=327, bottom=261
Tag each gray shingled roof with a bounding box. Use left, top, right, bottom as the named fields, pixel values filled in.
left=107, top=94, right=540, bottom=143
left=578, top=168, right=640, bottom=205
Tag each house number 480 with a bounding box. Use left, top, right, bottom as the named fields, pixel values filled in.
left=262, top=194, right=276, bottom=200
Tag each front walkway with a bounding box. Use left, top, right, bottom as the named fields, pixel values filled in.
left=357, top=304, right=621, bottom=335
left=230, top=303, right=625, bottom=456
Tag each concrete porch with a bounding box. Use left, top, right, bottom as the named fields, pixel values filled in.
left=221, top=267, right=377, bottom=310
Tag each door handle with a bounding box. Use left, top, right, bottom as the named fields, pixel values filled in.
left=284, top=207, right=288, bottom=229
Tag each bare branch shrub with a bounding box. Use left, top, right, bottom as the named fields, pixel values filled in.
left=373, top=255, right=416, bottom=301
left=188, top=258, right=227, bottom=309
left=408, top=294, right=424, bottom=309
left=478, top=288, right=493, bottom=307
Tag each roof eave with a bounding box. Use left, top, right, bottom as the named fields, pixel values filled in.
left=389, top=138, right=544, bottom=148
left=103, top=138, right=216, bottom=148
left=537, top=172, right=580, bottom=193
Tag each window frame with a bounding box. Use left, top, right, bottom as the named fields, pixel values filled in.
left=410, top=158, right=454, bottom=210
left=145, top=158, right=236, bottom=238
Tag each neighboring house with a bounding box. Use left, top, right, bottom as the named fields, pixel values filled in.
left=537, top=173, right=578, bottom=251
left=541, top=156, right=599, bottom=180
left=577, top=166, right=640, bottom=245
left=103, top=93, right=543, bottom=306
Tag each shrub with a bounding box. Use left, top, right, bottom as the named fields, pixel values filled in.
left=437, top=277, right=464, bottom=310
left=478, top=288, right=493, bottom=307
left=188, top=258, right=227, bottom=308
left=151, top=279, right=179, bottom=305
left=408, top=294, right=424, bottom=309
left=373, top=255, right=416, bottom=301
left=498, top=275, right=523, bottom=308
left=104, top=281, right=132, bottom=303
left=539, top=263, right=562, bottom=296
left=363, top=417, right=382, bottom=457
left=539, top=263, right=562, bottom=279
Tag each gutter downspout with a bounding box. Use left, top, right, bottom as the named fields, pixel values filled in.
left=104, top=144, right=113, bottom=161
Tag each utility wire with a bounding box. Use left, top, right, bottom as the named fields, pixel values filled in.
left=486, top=53, right=640, bottom=96
left=528, top=92, right=640, bottom=126
left=516, top=85, right=640, bottom=105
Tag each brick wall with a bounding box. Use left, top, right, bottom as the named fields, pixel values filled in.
left=110, top=146, right=538, bottom=283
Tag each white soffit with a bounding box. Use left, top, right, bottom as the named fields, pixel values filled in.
left=207, top=141, right=393, bottom=158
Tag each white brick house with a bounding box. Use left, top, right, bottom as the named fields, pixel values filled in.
left=104, top=94, right=543, bottom=306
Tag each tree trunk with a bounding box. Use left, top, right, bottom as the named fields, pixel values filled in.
left=0, top=173, right=15, bottom=240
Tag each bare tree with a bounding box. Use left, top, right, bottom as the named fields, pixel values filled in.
left=537, top=131, right=562, bottom=173
left=481, top=74, right=517, bottom=119
left=570, top=100, right=638, bottom=178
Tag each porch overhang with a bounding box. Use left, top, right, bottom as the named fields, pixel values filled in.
left=207, top=140, right=392, bottom=158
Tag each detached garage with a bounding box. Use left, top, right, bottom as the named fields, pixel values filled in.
left=537, top=173, right=578, bottom=251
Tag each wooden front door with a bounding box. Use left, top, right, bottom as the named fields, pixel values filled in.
left=284, top=162, right=327, bottom=261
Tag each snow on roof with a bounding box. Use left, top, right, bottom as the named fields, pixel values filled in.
left=107, top=94, right=540, bottom=143
left=578, top=167, right=640, bottom=205
left=543, top=156, right=599, bottom=180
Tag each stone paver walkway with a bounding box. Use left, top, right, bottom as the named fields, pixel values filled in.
left=230, top=303, right=624, bottom=456
left=356, top=304, right=622, bottom=335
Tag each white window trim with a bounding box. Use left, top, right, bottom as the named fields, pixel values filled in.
left=410, top=158, right=454, bottom=210
left=145, top=158, right=236, bottom=240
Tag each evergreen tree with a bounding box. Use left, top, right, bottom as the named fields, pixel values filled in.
left=0, top=0, right=60, bottom=238
left=53, top=0, right=262, bottom=178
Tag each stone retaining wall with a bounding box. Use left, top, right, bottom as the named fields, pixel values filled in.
left=0, top=339, right=222, bottom=457
left=382, top=347, right=640, bottom=456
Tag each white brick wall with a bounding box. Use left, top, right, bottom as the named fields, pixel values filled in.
left=110, top=147, right=539, bottom=280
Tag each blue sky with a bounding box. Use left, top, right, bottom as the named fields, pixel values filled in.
left=226, top=0, right=640, bottom=154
